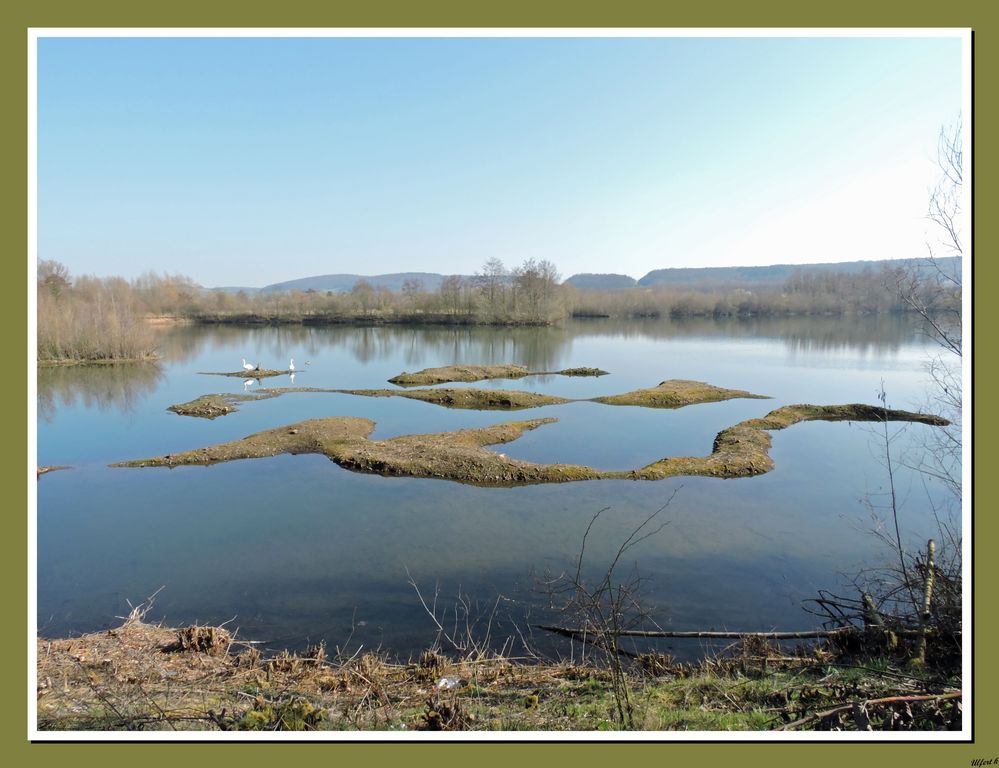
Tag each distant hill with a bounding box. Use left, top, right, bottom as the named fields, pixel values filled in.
left=259, top=272, right=471, bottom=294
left=564, top=273, right=638, bottom=290
left=219, top=257, right=961, bottom=295
left=212, top=286, right=260, bottom=295
left=637, top=258, right=961, bottom=289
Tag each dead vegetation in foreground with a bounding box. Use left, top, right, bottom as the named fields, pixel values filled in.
left=35, top=613, right=961, bottom=732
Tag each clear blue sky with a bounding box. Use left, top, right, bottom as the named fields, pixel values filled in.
left=37, top=35, right=964, bottom=288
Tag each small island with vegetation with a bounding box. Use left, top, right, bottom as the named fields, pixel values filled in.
left=386, top=364, right=609, bottom=387
left=167, top=393, right=276, bottom=419
left=593, top=379, right=769, bottom=409
left=167, top=378, right=768, bottom=418
left=199, top=367, right=292, bottom=379
left=116, top=403, right=948, bottom=486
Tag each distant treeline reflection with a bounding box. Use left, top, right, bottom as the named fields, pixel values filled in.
left=38, top=362, right=164, bottom=422
left=153, top=313, right=929, bottom=377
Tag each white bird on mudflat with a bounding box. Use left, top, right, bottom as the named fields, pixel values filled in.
left=242, top=358, right=255, bottom=371
left=289, top=358, right=295, bottom=372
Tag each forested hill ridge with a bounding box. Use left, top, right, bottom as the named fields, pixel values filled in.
left=243, top=257, right=959, bottom=295
left=636, top=257, right=961, bottom=290
left=260, top=272, right=471, bottom=294
left=563, top=273, right=638, bottom=289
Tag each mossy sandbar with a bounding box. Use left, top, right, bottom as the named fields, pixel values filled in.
left=37, top=465, right=70, bottom=478
left=632, top=404, right=949, bottom=480
left=114, top=403, right=948, bottom=486
left=340, top=387, right=571, bottom=410
left=388, top=364, right=608, bottom=387
left=592, top=380, right=769, bottom=409
left=199, top=368, right=291, bottom=379
left=552, top=367, right=609, bottom=377
left=168, top=393, right=276, bottom=419
left=388, top=364, right=531, bottom=387
left=167, top=378, right=758, bottom=416
left=113, top=416, right=600, bottom=487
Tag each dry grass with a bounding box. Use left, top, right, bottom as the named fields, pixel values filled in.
left=36, top=617, right=961, bottom=732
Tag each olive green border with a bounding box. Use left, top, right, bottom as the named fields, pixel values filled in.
left=5, top=1, right=988, bottom=765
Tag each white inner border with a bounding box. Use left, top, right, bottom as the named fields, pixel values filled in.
left=27, top=26, right=973, bottom=744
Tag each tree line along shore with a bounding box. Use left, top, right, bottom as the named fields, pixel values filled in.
left=36, top=256, right=960, bottom=364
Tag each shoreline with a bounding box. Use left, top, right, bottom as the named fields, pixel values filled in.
left=35, top=616, right=960, bottom=732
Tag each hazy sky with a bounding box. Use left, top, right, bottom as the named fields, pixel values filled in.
left=36, top=35, right=964, bottom=288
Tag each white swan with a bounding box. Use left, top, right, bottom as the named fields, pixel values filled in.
left=242, top=358, right=255, bottom=371
left=243, top=378, right=255, bottom=391
left=289, top=358, right=295, bottom=372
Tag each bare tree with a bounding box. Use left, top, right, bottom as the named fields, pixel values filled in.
left=38, top=259, right=71, bottom=296
left=513, top=258, right=562, bottom=323
left=438, top=275, right=465, bottom=316
left=475, top=258, right=508, bottom=319
left=401, top=278, right=424, bottom=309
left=350, top=279, right=375, bottom=314
left=892, top=118, right=963, bottom=358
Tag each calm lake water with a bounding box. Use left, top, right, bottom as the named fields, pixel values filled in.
left=36, top=316, right=954, bottom=659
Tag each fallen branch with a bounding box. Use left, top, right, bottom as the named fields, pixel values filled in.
left=536, top=624, right=938, bottom=640
left=537, top=625, right=851, bottom=640
left=776, top=690, right=961, bottom=731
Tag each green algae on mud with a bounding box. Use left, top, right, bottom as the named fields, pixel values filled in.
left=113, top=403, right=948, bottom=487
left=593, top=379, right=769, bottom=409
left=387, top=364, right=608, bottom=387
left=339, top=387, right=571, bottom=410
left=167, top=392, right=277, bottom=419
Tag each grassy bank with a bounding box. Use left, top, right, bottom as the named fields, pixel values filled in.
left=36, top=616, right=961, bottom=732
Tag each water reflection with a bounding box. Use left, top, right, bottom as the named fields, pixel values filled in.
left=158, top=323, right=572, bottom=373
left=154, top=314, right=929, bottom=373
left=567, top=314, right=927, bottom=355
left=37, top=363, right=164, bottom=422
left=36, top=315, right=952, bottom=658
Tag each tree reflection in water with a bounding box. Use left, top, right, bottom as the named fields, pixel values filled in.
left=37, top=363, right=164, bottom=422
